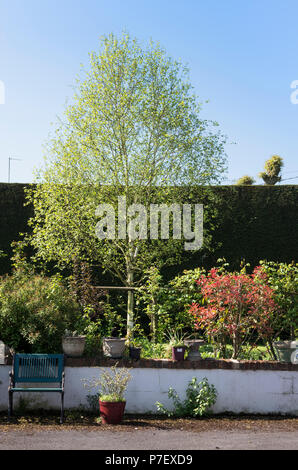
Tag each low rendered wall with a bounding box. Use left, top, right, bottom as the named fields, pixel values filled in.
left=0, top=358, right=298, bottom=415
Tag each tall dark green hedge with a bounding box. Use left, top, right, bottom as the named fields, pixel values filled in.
left=0, top=183, right=297, bottom=276
left=185, top=185, right=298, bottom=272
left=0, top=184, right=33, bottom=274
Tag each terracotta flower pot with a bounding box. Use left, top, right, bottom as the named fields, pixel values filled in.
left=172, top=346, right=186, bottom=361
left=99, top=400, right=126, bottom=424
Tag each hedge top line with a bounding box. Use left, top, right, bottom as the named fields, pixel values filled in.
left=0, top=183, right=297, bottom=187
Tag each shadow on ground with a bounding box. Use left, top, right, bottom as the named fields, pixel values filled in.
left=1, top=410, right=298, bottom=433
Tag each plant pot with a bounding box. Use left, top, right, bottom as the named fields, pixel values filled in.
left=102, top=337, right=126, bottom=358
left=273, top=340, right=297, bottom=362
left=291, top=349, right=298, bottom=364
left=62, top=336, right=86, bottom=357
left=172, top=346, right=186, bottom=361
left=99, top=400, right=126, bottom=424
left=184, top=339, right=205, bottom=361
left=129, top=346, right=141, bottom=360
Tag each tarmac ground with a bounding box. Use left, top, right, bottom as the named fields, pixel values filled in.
left=0, top=411, right=298, bottom=450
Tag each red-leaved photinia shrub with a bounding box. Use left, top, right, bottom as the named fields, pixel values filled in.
left=189, top=267, right=278, bottom=359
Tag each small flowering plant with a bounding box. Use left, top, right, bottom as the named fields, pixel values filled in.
left=189, top=267, right=277, bottom=359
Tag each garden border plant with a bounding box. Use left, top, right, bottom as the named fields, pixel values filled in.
left=156, top=377, right=217, bottom=418
left=189, top=263, right=278, bottom=359
left=82, top=363, right=132, bottom=424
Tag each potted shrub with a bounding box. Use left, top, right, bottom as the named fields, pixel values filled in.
left=62, top=329, right=86, bottom=357
left=167, top=330, right=187, bottom=361
left=82, top=364, right=132, bottom=424
left=128, top=340, right=142, bottom=360
left=172, top=343, right=186, bottom=361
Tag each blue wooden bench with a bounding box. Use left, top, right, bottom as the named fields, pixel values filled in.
left=8, top=354, right=65, bottom=424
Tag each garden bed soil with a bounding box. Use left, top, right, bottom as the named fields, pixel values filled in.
left=1, top=411, right=298, bottom=433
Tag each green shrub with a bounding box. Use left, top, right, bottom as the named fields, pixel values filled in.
left=259, top=261, right=298, bottom=340
left=0, top=267, right=82, bottom=353
left=160, top=268, right=206, bottom=333
left=137, top=267, right=206, bottom=342
left=82, top=364, right=132, bottom=402
left=133, top=337, right=171, bottom=359
left=156, top=377, right=217, bottom=418
left=68, top=261, right=126, bottom=353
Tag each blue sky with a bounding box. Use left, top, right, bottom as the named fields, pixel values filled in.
left=0, top=0, right=298, bottom=184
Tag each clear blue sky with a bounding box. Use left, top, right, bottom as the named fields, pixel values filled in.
left=1, top=0, right=298, bottom=184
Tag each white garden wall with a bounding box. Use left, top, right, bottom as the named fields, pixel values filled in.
left=0, top=364, right=297, bottom=415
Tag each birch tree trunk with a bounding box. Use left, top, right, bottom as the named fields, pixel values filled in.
left=127, top=266, right=134, bottom=339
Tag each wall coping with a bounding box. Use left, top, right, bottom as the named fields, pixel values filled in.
left=2, top=356, right=298, bottom=371
left=65, top=357, right=298, bottom=371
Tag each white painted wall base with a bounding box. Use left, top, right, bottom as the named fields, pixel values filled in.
left=0, top=366, right=297, bottom=415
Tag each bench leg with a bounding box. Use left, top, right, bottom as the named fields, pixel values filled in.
left=8, top=391, right=13, bottom=419
left=60, top=392, right=64, bottom=424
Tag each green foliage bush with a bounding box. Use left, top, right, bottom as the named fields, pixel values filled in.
left=259, top=260, right=298, bottom=340
left=82, top=364, right=132, bottom=402
left=156, top=377, right=217, bottom=418
left=68, top=261, right=126, bottom=353
left=137, top=267, right=205, bottom=342
left=134, top=337, right=171, bottom=359
left=0, top=266, right=82, bottom=353
left=159, top=267, right=206, bottom=333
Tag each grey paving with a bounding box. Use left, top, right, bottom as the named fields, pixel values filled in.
left=0, top=429, right=298, bottom=450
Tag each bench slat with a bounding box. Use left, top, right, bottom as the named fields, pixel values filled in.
left=13, top=354, right=64, bottom=383
left=10, top=387, right=63, bottom=392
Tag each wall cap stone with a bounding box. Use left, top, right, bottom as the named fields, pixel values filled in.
left=62, top=356, right=298, bottom=371
left=2, top=355, right=298, bottom=371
